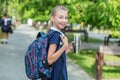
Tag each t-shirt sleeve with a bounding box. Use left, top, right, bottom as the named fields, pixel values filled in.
left=48, top=32, right=60, bottom=45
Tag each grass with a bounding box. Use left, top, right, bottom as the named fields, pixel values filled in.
left=66, top=32, right=120, bottom=79
left=67, top=50, right=96, bottom=77
left=67, top=50, right=120, bottom=79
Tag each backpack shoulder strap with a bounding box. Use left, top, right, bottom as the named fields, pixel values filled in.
left=36, top=32, right=47, bottom=38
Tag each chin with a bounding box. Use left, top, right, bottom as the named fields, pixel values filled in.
left=61, top=26, right=66, bottom=29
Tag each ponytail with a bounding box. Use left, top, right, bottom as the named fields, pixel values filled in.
left=46, top=20, right=53, bottom=33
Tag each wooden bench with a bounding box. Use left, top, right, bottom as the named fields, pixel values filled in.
left=104, top=35, right=120, bottom=46
left=94, top=45, right=120, bottom=80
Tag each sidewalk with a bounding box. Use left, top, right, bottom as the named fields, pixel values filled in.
left=0, top=24, right=92, bottom=80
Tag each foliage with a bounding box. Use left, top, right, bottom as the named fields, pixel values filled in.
left=0, top=0, right=120, bottom=31
left=81, top=0, right=120, bottom=29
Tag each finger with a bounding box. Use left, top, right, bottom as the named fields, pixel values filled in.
left=63, top=36, right=65, bottom=39
left=60, top=35, right=64, bottom=40
left=60, top=35, right=64, bottom=38
left=60, top=35, right=62, bottom=38
left=60, top=35, right=63, bottom=38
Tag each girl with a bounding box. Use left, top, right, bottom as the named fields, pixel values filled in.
left=45, top=5, right=73, bottom=80
left=0, top=13, right=12, bottom=44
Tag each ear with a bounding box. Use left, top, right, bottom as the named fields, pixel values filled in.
left=50, top=16, right=54, bottom=22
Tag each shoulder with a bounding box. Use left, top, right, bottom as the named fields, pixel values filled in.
left=48, top=30, right=61, bottom=41
left=48, top=30, right=60, bottom=37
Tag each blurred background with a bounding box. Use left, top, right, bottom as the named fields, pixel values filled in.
left=0, top=0, right=120, bottom=33
left=0, top=0, right=120, bottom=80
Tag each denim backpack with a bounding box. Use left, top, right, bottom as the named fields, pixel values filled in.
left=25, top=32, right=53, bottom=80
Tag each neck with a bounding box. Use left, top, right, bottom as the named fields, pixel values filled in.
left=50, top=27, right=64, bottom=36
left=52, top=26, right=60, bottom=31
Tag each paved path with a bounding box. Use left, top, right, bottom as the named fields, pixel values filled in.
left=0, top=24, right=92, bottom=80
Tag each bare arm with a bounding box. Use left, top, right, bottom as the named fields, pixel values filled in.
left=47, top=35, right=68, bottom=65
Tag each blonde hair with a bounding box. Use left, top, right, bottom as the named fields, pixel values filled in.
left=46, top=5, right=68, bottom=33
left=50, top=5, right=68, bottom=17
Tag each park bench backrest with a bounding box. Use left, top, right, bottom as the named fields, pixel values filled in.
left=95, top=45, right=120, bottom=80
left=99, top=45, right=120, bottom=55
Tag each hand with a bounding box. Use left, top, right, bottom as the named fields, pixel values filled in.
left=60, top=35, right=69, bottom=48
left=66, top=41, right=75, bottom=53
left=69, top=41, right=75, bottom=50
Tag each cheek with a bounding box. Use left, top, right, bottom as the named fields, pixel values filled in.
left=56, top=19, right=62, bottom=24
left=57, top=18, right=62, bottom=22
left=55, top=20, right=59, bottom=24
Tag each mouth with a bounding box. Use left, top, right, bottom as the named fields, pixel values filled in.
left=60, top=23, right=66, bottom=27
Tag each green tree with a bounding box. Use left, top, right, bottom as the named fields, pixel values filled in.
left=81, top=0, right=120, bottom=30
left=2, top=0, right=120, bottom=30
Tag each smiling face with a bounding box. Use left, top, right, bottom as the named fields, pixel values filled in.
left=51, top=9, right=68, bottom=30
